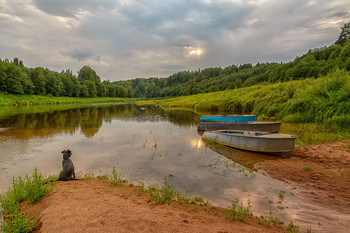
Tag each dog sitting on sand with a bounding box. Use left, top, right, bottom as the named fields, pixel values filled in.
left=58, top=149, right=77, bottom=181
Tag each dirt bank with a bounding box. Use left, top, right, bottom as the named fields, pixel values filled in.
left=22, top=179, right=283, bottom=233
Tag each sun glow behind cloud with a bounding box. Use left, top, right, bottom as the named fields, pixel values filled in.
left=185, top=46, right=204, bottom=57
left=190, top=49, right=202, bottom=56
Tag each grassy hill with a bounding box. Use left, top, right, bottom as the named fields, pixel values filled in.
left=137, top=69, right=350, bottom=145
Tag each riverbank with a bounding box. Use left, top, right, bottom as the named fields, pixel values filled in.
left=137, top=70, right=350, bottom=133
left=257, top=139, right=350, bottom=214
left=16, top=140, right=350, bottom=233
left=21, top=179, right=284, bottom=233
left=0, top=92, right=134, bottom=106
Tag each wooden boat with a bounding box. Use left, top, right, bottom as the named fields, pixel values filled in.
left=198, top=121, right=281, bottom=133
left=200, top=115, right=258, bottom=122
left=202, top=130, right=296, bottom=156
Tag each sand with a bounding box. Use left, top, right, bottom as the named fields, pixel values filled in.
left=22, top=180, right=284, bottom=233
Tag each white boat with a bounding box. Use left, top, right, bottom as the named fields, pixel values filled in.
left=202, top=130, right=296, bottom=156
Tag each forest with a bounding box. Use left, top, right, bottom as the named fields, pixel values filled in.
left=1, top=23, right=349, bottom=99
left=120, top=22, right=350, bottom=98
left=125, top=40, right=350, bottom=98
left=0, top=61, right=133, bottom=98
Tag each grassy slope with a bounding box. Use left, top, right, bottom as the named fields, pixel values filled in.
left=137, top=70, right=350, bottom=126
left=137, top=70, right=350, bottom=145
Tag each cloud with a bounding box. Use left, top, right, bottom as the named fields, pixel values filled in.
left=62, top=48, right=94, bottom=61
left=0, top=0, right=349, bottom=81
left=32, top=0, right=116, bottom=18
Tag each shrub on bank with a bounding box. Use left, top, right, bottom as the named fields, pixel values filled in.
left=0, top=169, right=56, bottom=233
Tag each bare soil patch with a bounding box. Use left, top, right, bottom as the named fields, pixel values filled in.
left=21, top=179, right=284, bottom=233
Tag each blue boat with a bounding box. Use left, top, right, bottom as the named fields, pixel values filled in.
left=200, top=115, right=258, bottom=122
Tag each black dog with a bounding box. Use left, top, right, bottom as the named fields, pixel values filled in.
left=58, top=150, right=77, bottom=181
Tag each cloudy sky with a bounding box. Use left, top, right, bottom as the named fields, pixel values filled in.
left=1, top=0, right=349, bottom=81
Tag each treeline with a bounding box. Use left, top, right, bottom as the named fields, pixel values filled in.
left=125, top=40, right=350, bottom=98
left=122, top=23, right=350, bottom=98
left=0, top=60, right=133, bottom=98
left=1, top=23, right=349, bottom=99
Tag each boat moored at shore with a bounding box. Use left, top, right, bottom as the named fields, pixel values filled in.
left=200, top=115, right=258, bottom=122
left=202, top=130, right=296, bottom=156
left=198, top=121, right=281, bottom=133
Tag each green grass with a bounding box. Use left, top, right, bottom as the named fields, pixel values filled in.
left=279, top=190, right=285, bottom=202
left=302, top=166, right=313, bottom=171
left=225, top=197, right=252, bottom=221
left=148, top=176, right=176, bottom=204
left=287, top=220, right=299, bottom=233
left=0, top=92, right=134, bottom=106
left=142, top=176, right=213, bottom=208
left=110, top=167, right=124, bottom=187
left=258, top=209, right=282, bottom=226
left=0, top=168, right=56, bottom=233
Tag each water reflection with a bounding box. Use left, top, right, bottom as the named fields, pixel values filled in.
left=0, top=104, right=198, bottom=139
left=202, top=140, right=277, bottom=169
left=190, top=139, right=203, bottom=149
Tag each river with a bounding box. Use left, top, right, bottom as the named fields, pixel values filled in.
left=0, top=103, right=326, bottom=230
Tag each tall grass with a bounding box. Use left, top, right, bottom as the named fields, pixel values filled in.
left=0, top=168, right=56, bottom=233
left=138, top=69, right=350, bottom=143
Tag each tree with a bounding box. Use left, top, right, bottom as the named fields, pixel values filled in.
left=104, top=81, right=117, bottom=97
left=78, top=66, right=101, bottom=83
left=79, top=83, right=89, bottom=97
left=30, top=67, right=47, bottom=95
left=4, top=64, right=24, bottom=94
left=45, top=72, right=63, bottom=96
left=13, top=57, right=24, bottom=66
left=0, top=62, right=8, bottom=92
left=336, top=22, right=350, bottom=45
left=60, top=70, right=80, bottom=97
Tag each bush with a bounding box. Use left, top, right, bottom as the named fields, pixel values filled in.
left=0, top=168, right=55, bottom=233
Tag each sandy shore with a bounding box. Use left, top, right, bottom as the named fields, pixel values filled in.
left=21, top=140, right=350, bottom=232
left=22, top=179, right=284, bottom=233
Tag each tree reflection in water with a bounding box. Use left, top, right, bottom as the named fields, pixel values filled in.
left=0, top=104, right=199, bottom=139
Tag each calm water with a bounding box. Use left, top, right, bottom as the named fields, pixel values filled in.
left=0, top=103, right=347, bottom=232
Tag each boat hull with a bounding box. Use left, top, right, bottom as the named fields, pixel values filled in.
left=200, top=115, right=258, bottom=122
left=202, top=130, right=296, bottom=156
left=198, top=121, right=281, bottom=133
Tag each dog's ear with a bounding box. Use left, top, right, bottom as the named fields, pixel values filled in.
left=61, top=150, right=65, bottom=154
